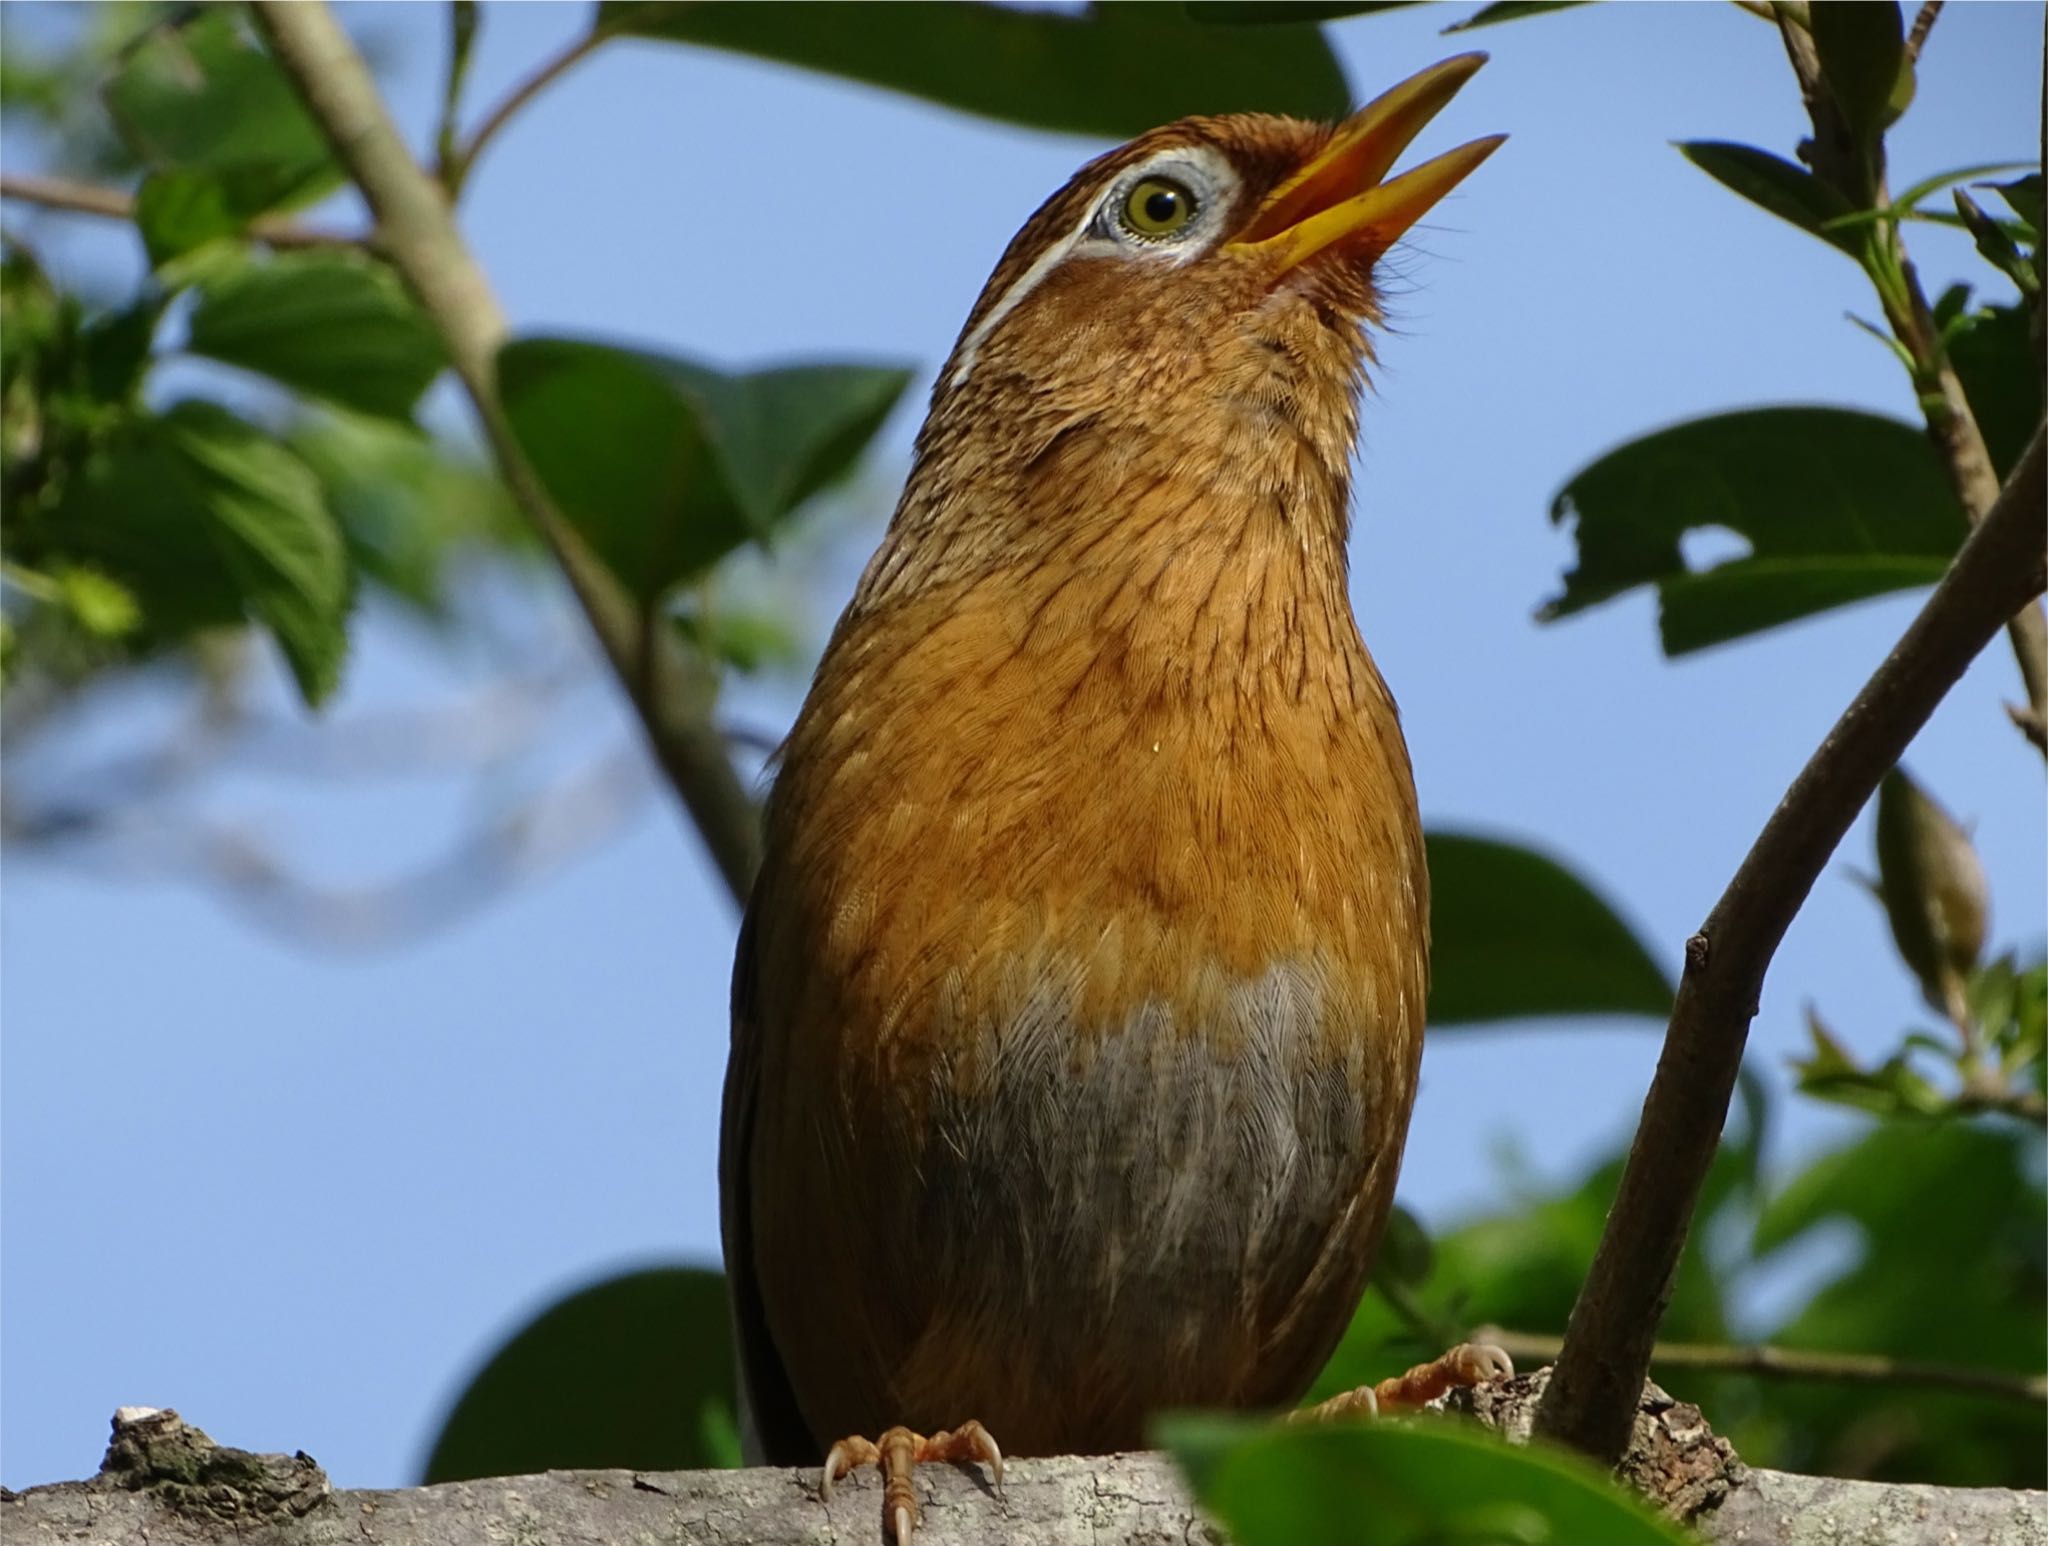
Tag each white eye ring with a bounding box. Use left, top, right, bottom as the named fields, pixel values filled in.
left=1097, top=146, right=1240, bottom=256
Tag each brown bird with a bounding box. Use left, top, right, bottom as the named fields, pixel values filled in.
left=723, top=54, right=1507, bottom=1542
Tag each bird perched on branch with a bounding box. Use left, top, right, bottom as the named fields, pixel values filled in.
left=723, top=54, right=1507, bottom=1544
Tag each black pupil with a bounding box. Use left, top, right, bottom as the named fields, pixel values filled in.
left=1144, top=187, right=1182, bottom=225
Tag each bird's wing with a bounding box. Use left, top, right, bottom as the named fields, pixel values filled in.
left=721, top=892, right=817, bottom=1464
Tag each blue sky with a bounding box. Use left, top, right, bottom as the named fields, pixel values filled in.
left=4, top=0, right=2042, bottom=1492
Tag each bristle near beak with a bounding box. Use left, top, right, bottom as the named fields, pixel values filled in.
left=1228, top=52, right=1504, bottom=273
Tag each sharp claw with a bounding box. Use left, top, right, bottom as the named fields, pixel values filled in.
left=894, top=1503, right=914, bottom=1546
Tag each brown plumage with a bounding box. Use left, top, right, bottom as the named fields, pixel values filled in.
left=722, top=53, right=1504, bottom=1527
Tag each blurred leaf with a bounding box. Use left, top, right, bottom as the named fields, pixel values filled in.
left=103, top=9, right=335, bottom=181
left=1808, top=0, right=1905, bottom=149
left=51, top=564, right=142, bottom=639
left=1985, top=173, right=2043, bottom=237
left=287, top=411, right=530, bottom=620
left=1791, top=1006, right=1949, bottom=1120
left=1541, top=407, right=1965, bottom=654
left=1873, top=767, right=1989, bottom=1019
left=186, top=252, right=446, bottom=422
left=422, top=1265, right=737, bottom=1481
left=1163, top=1414, right=1694, bottom=1546
left=1444, top=2, right=1589, bottom=32
left=498, top=336, right=910, bottom=601
left=1677, top=142, right=1862, bottom=257
left=671, top=601, right=803, bottom=676
left=600, top=1, right=1349, bottom=139
left=1947, top=304, right=2041, bottom=481
left=1425, top=831, right=1672, bottom=1026
left=1955, top=190, right=2039, bottom=299
left=48, top=402, right=350, bottom=704
left=1185, top=2, right=1415, bottom=21
left=133, top=164, right=331, bottom=269
left=1374, top=1202, right=1435, bottom=1289
left=1972, top=954, right=2046, bottom=1088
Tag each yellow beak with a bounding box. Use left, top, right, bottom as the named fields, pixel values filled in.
left=1228, top=52, right=1505, bottom=271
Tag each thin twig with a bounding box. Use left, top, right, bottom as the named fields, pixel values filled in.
left=1534, top=427, right=2048, bottom=1466
left=444, top=13, right=628, bottom=196
left=1479, top=1328, right=2048, bottom=1405
left=0, top=171, right=361, bottom=249
left=247, top=0, right=761, bottom=905
left=1904, top=0, right=1942, bottom=65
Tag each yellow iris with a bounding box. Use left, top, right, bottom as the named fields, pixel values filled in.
left=1121, top=176, right=1198, bottom=239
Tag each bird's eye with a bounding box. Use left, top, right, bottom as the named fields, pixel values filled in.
left=1120, top=176, right=1199, bottom=240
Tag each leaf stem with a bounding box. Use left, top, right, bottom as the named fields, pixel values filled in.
left=247, top=0, right=761, bottom=906
left=1482, top=1327, right=2047, bottom=1405
left=443, top=9, right=639, bottom=196
left=1534, top=426, right=2048, bottom=1465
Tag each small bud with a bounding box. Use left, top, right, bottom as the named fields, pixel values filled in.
left=1874, top=767, right=1990, bottom=1022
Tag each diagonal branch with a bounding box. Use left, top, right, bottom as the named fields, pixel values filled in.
left=0, top=172, right=360, bottom=249
left=246, top=0, right=761, bottom=906
left=1534, top=425, right=2048, bottom=1464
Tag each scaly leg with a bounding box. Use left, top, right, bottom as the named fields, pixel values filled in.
left=820, top=1421, right=1005, bottom=1546
left=1292, top=1341, right=1514, bottom=1424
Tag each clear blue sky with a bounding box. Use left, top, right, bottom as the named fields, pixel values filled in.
left=4, top=0, right=2042, bottom=1493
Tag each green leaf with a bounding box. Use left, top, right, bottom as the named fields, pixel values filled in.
left=1444, top=2, right=1589, bottom=33
left=1185, top=2, right=1416, bottom=21
left=1808, top=0, right=1905, bottom=147
left=186, top=252, right=447, bottom=422
left=421, top=1265, right=737, bottom=1481
left=1425, top=831, right=1672, bottom=1026
left=498, top=336, right=910, bottom=601
left=1954, top=190, right=2039, bottom=299
left=1541, top=407, right=1966, bottom=654
left=599, top=1, right=1349, bottom=139
left=1946, top=304, right=2042, bottom=481
left=1163, top=1414, right=1694, bottom=1546
left=133, top=162, right=336, bottom=269
left=1985, top=173, right=2043, bottom=237
left=1677, top=141, right=1863, bottom=256
left=50, top=402, right=350, bottom=704
left=102, top=9, right=336, bottom=185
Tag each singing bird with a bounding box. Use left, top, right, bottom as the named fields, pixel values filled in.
left=724, top=54, right=1507, bottom=1541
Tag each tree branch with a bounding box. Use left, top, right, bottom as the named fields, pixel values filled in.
left=1479, top=1328, right=2048, bottom=1405
left=0, top=172, right=359, bottom=249
left=8, top=1404, right=2042, bottom=1546
left=1534, top=425, right=2048, bottom=1465
left=245, top=0, right=761, bottom=906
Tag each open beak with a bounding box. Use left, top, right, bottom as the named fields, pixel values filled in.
left=1227, top=52, right=1505, bottom=272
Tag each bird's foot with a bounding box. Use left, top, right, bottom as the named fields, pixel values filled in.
left=820, top=1421, right=1005, bottom=1545
left=1292, top=1341, right=1515, bottom=1423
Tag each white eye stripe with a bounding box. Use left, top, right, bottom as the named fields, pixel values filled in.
left=946, top=143, right=1243, bottom=392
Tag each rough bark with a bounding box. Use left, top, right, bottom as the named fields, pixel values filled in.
left=9, top=1395, right=2042, bottom=1546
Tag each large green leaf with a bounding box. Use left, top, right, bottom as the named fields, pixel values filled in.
left=1947, top=303, right=2041, bottom=480
left=599, top=1, right=1349, bottom=139
left=50, top=402, right=350, bottom=704
left=186, top=253, right=447, bottom=423
left=102, top=9, right=339, bottom=220
left=422, top=1265, right=738, bottom=1482
left=1540, top=407, right=1966, bottom=655
left=1164, top=1414, right=1693, bottom=1546
left=1677, top=142, right=1863, bottom=257
left=1808, top=0, right=1906, bottom=149
left=1426, top=831, right=1672, bottom=1026
left=1185, top=2, right=1416, bottom=22
left=497, top=336, right=910, bottom=601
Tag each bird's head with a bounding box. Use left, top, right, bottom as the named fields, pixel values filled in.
left=865, top=54, right=1502, bottom=607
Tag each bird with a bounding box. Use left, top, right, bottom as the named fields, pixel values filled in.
left=722, top=53, right=1507, bottom=1543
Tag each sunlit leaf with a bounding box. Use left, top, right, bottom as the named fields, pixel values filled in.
left=600, top=1, right=1349, bottom=138
left=1541, top=407, right=1965, bottom=654
left=187, top=253, right=447, bottom=422
left=498, top=336, right=910, bottom=601
left=1426, top=831, right=1672, bottom=1026
left=1164, top=1413, right=1694, bottom=1546
left=422, top=1265, right=738, bottom=1481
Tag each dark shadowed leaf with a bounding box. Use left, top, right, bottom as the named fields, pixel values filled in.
left=1985, top=173, right=2043, bottom=236
left=1426, top=831, right=1672, bottom=1026
left=1678, top=141, right=1863, bottom=256
left=422, top=1265, right=738, bottom=1481
left=1808, top=0, right=1905, bottom=147
left=186, top=253, right=447, bottom=422
left=498, top=336, right=910, bottom=601
left=50, top=402, right=349, bottom=704
left=600, top=1, right=1349, bottom=138
left=1541, top=407, right=1965, bottom=654
left=1445, top=2, right=1589, bottom=32
left=1948, top=304, right=2041, bottom=480
left=1163, top=1414, right=1692, bottom=1546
